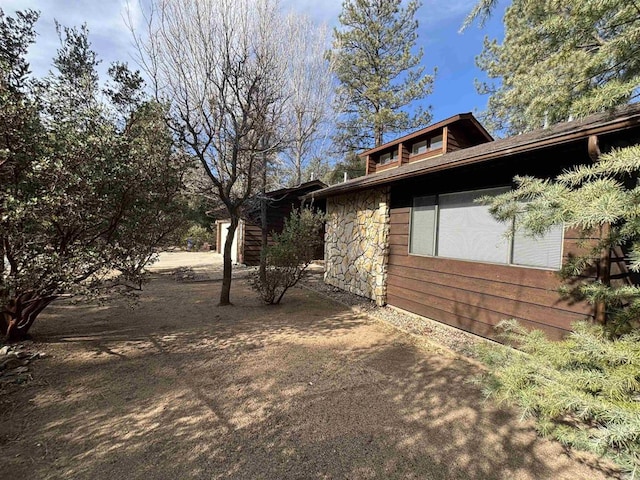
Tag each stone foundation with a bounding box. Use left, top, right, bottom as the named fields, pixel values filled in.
left=324, top=187, right=390, bottom=305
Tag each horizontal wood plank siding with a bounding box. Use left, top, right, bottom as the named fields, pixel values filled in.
left=446, top=125, right=476, bottom=152
left=242, top=224, right=264, bottom=266
left=386, top=206, right=595, bottom=341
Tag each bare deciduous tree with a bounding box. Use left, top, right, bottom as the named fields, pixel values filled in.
left=131, top=0, right=288, bottom=305
left=278, top=15, right=335, bottom=187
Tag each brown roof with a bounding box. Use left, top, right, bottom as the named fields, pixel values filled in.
left=360, top=112, right=493, bottom=157
left=266, top=179, right=327, bottom=199
left=309, top=103, right=640, bottom=200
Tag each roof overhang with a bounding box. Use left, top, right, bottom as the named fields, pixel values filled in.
left=359, top=112, right=493, bottom=158
left=307, top=103, right=640, bottom=201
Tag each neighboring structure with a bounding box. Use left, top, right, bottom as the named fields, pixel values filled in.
left=308, top=106, right=640, bottom=341
left=215, top=180, right=326, bottom=265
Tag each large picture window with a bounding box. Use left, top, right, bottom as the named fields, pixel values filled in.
left=409, top=187, right=563, bottom=269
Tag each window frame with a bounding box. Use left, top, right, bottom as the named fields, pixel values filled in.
left=408, top=187, right=564, bottom=271
left=428, top=134, right=443, bottom=151
left=378, top=149, right=399, bottom=165
left=410, top=133, right=444, bottom=157
left=411, top=139, right=428, bottom=156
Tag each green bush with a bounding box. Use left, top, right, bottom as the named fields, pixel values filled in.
left=476, top=320, right=640, bottom=475
left=251, top=208, right=325, bottom=304
left=182, top=225, right=213, bottom=251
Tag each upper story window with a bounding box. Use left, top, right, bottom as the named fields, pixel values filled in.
left=430, top=134, right=443, bottom=150
left=411, top=134, right=443, bottom=155
left=411, top=140, right=428, bottom=155
left=378, top=149, right=398, bottom=165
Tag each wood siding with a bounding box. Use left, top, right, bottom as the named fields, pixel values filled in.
left=383, top=139, right=626, bottom=341
left=446, top=124, right=480, bottom=152
left=241, top=188, right=326, bottom=266
left=387, top=206, right=594, bottom=341
left=242, top=223, right=266, bottom=266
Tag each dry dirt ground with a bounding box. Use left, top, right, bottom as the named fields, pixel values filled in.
left=0, top=252, right=619, bottom=479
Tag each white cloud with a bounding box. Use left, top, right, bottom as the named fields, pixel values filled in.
left=418, top=0, right=473, bottom=28
left=281, top=0, right=342, bottom=27
left=3, top=0, right=143, bottom=78
left=2, top=0, right=474, bottom=82
left=5, top=0, right=340, bottom=79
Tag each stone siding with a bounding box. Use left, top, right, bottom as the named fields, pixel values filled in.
left=324, top=187, right=390, bottom=305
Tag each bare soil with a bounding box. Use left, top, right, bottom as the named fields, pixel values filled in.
left=0, top=252, right=619, bottom=479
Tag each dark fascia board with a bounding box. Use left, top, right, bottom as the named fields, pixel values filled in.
left=308, top=103, right=640, bottom=200
left=359, top=112, right=493, bottom=158
left=266, top=179, right=327, bottom=199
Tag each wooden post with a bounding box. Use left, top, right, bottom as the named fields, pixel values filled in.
left=589, top=134, right=609, bottom=324
left=595, top=223, right=611, bottom=324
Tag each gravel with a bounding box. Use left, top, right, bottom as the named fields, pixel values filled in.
left=300, top=269, right=488, bottom=360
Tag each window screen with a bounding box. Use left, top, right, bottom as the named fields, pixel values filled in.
left=437, top=187, right=510, bottom=263
left=410, top=195, right=436, bottom=255
left=512, top=223, right=563, bottom=269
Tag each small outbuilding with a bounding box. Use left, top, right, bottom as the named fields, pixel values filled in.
left=215, top=180, right=326, bottom=265
left=307, top=106, right=640, bottom=341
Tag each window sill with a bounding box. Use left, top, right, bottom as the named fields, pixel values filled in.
left=373, top=160, right=400, bottom=172
left=406, top=251, right=561, bottom=272
left=408, top=149, right=443, bottom=163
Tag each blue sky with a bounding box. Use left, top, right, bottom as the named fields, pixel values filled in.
left=3, top=0, right=506, bottom=125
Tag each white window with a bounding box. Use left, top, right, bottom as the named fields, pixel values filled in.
left=411, top=140, right=428, bottom=155
left=409, top=187, right=563, bottom=269
left=410, top=134, right=444, bottom=156
left=512, top=223, right=563, bottom=269
left=410, top=195, right=436, bottom=255
left=378, top=149, right=398, bottom=165
left=429, top=134, right=443, bottom=151
left=437, top=187, right=511, bottom=263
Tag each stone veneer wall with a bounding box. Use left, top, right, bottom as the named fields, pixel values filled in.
left=324, top=187, right=390, bottom=305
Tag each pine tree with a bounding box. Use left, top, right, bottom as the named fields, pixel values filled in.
left=486, top=145, right=640, bottom=334
left=466, top=0, right=640, bottom=135
left=327, top=152, right=366, bottom=184
left=330, top=0, right=435, bottom=151
left=476, top=320, right=640, bottom=475
left=478, top=144, right=640, bottom=474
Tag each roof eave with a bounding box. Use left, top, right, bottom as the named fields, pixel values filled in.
left=308, top=106, right=640, bottom=201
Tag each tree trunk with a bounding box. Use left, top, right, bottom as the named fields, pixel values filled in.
left=259, top=196, right=268, bottom=283
left=219, top=215, right=239, bottom=306
left=595, top=223, right=611, bottom=324
left=1, top=292, right=55, bottom=341
left=259, top=148, right=269, bottom=283
left=295, top=147, right=302, bottom=186
left=0, top=237, right=5, bottom=302
left=374, top=128, right=383, bottom=147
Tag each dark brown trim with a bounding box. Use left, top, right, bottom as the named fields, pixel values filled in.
left=443, top=126, right=449, bottom=152
left=308, top=104, right=640, bottom=200
left=360, top=112, right=493, bottom=157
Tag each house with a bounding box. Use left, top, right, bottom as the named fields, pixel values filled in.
left=215, top=180, right=326, bottom=265
left=307, top=105, right=640, bottom=341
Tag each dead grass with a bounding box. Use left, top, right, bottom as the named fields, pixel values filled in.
left=0, top=254, right=621, bottom=479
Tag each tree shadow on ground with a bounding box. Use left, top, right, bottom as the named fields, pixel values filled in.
left=0, top=276, right=620, bottom=480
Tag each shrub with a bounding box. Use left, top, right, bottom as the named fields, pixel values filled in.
left=476, top=320, right=640, bottom=475
left=251, top=208, right=325, bottom=304
left=182, top=225, right=213, bottom=251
